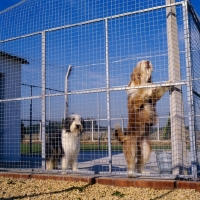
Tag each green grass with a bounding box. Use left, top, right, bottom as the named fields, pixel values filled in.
left=151, top=145, right=171, bottom=150
left=21, top=143, right=123, bottom=154
left=21, top=143, right=42, bottom=154
left=21, top=142, right=187, bottom=154
left=80, top=143, right=123, bottom=151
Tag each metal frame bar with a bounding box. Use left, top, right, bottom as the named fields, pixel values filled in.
left=64, top=65, right=72, bottom=119
left=41, top=31, right=46, bottom=170
left=0, top=2, right=183, bottom=43
left=166, top=0, right=188, bottom=176
left=0, top=81, right=188, bottom=103
left=183, top=0, right=197, bottom=179
left=105, top=18, right=112, bottom=173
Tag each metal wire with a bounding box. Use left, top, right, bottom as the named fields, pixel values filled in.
left=0, top=0, right=200, bottom=180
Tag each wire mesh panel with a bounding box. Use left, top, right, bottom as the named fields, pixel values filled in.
left=0, top=34, right=42, bottom=170
left=0, top=0, right=200, bottom=180
left=187, top=3, right=200, bottom=177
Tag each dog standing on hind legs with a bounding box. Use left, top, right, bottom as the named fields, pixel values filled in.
left=115, top=60, right=171, bottom=178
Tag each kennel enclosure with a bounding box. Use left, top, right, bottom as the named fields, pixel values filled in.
left=0, top=0, right=200, bottom=180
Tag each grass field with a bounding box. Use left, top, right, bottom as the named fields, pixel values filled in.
left=21, top=143, right=42, bottom=154
left=20, top=143, right=123, bottom=154
left=20, top=142, right=173, bottom=154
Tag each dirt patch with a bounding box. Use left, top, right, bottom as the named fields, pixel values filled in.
left=0, top=177, right=200, bottom=200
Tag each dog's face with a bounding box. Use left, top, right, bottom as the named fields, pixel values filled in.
left=63, top=114, right=84, bottom=134
left=130, top=60, right=153, bottom=86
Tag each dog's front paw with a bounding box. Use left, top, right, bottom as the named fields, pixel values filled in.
left=164, top=80, right=173, bottom=92
left=128, top=174, right=137, bottom=178
left=141, top=170, right=150, bottom=175
left=127, top=170, right=137, bottom=178
left=152, top=87, right=156, bottom=93
left=144, top=87, right=154, bottom=99
left=165, top=80, right=172, bottom=84
left=165, top=80, right=172, bottom=87
left=61, top=171, right=68, bottom=174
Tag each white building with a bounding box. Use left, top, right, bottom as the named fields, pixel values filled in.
left=0, top=51, right=29, bottom=161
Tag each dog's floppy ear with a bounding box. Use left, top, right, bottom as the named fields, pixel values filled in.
left=63, top=117, right=71, bottom=132
left=132, top=66, right=141, bottom=86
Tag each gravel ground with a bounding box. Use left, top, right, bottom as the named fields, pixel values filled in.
left=0, top=177, right=200, bottom=200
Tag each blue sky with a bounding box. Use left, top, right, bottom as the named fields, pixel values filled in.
left=0, top=0, right=200, bottom=15
left=0, top=0, right=23, bottom=11
left=191, top=0, right=200, bottom=16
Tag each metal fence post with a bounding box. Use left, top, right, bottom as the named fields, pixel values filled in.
left=41, top=31, right=46, bottom=170
left=91, top=117, right=94, bottom=141
left=157, top=118, right=160, bottom=141
left=97, top=92, right=100, bottom=149
left=120, top=115, right=124, bottom=133
left=48, top=89, right=51, bottom=120
left=39, top=121, right=42, bottom=141
left=30, top=85, right=33, bottom=154
left=64, top=65, right=72, bottom=119
left=166, top=0, right=188, bottom=175
left=183, top=0, right=197, bottom=179
left=105, top=18, right=112, bottom=173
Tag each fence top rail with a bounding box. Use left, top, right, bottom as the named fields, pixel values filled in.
left=0, top=80, right=187, bottom=103
left=0, top=1, right=183, bottom=43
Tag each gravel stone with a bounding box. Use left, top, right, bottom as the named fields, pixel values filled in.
left=0, top=177, right=200, bottom=200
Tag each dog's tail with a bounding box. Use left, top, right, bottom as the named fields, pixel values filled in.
left=114, top=124, right=127, bottom=143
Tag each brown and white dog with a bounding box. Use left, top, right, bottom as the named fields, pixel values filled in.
left=115, top=60, right=171, bottom=177
left=46, top=114, right=84, bottom=172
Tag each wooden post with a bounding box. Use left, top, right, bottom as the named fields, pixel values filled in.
left=166, top=0, right=188, bottom=175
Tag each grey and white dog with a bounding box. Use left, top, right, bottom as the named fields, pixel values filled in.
left=46, top=114, right=84, bottom=171
left=61, top=114, right=84, bottom=172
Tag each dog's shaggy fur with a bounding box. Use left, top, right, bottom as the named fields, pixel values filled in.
left=46, top=132, right=63, bottom=170
left=46, top=114, right=84, bottom=171
left=61, top=114, right=84, bottom=172
left=115, top=60, right=171, bottom=177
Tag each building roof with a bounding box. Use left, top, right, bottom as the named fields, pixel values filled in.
left=0, top=51, right=29, bottom=64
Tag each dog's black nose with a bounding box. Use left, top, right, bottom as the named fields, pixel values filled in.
left=146, top=61, right=150, bottom=68
left=76, top=124, right=80, bottom=129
